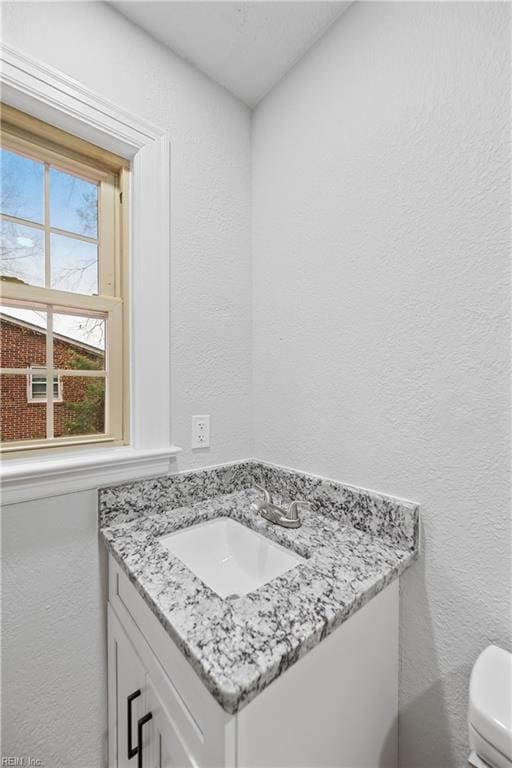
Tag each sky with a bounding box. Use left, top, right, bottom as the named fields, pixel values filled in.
left=0, top=146, right=104, bottom=351
left=1, top=305, right=105, bottom=354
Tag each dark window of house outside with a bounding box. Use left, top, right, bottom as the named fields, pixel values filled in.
left=30, top=367, right=61, bottom=401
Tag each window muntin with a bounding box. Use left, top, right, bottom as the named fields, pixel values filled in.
left=0, top=107, right=127, bottom=453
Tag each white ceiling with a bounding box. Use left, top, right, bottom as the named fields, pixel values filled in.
left=111, top=1, right=351, bottom=107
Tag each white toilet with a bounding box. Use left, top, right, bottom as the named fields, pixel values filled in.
left=468, top=645, right=512, bottom=768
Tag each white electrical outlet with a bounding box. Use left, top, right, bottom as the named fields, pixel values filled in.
left=192, top=415, right=210, bottom=449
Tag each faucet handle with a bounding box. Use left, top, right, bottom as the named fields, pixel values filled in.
left=254, top=484, right=272, bottom=505
left=287, top=500, right=311, bottom=521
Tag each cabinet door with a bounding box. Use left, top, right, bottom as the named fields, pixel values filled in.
left=148, top=725, right=177, bottom=768
left=108, top=606, right=153, bottom=768
left=145, top=675, right=195, bottom=768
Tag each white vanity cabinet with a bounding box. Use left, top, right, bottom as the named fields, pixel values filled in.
left=108, top=609, right=198, bottom=768
left=107, top=555, right=399, bottom=768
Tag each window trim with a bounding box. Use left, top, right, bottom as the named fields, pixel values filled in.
left=0, top=102, right=130, bottom=173
left=1, top=108, right=127, bottom=453
left=0, top=43, right=179, bottom=496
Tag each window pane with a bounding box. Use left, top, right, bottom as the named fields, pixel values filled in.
left=1, top=374, right=47, bottom=442
left=50, top=233, right=98, bottom=295
left=55, top=376, right=105, bottom=437
left=0, top=148, right=44, bottom=224
left=0, top=219, right=44, bottom=286
left=50, top=168, right=98, bottom=238
left=32, top=385, right=46, bottom=399
left=53, top=312, right=105, bottom=369
left=0, top=307, right=47, bottom=367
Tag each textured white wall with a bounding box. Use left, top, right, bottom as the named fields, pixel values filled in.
left=2, top=3, right=511, bottom=767
left=252, top=3, right=511, bottom=766
left=1, top=0, right=253, bottom=472
left=1, top=2, right=251, bottom=765
left=2, top=492, right=109, bottom=765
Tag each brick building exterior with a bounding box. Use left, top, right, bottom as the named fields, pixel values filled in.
left=0, top=314, right=104, bottom=442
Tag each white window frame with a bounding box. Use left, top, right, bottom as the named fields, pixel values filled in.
left=27, top=365, right=62, bottom=404
left=0, top=44, right=181, bottom=502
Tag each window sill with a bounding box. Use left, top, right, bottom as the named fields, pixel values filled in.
left=1, top=444, right=182, bottom=505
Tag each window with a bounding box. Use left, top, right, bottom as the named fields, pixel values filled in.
left=0, top=104, right=129, bottom=453
left=28, top=366, right=62, bottom=403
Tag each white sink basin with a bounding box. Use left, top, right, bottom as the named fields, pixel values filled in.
left=159, top=517, right=305, bottom=599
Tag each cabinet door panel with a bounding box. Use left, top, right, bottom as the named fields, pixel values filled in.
left=148, top=728, right=178, bottom=768
left=108, top=605, right=151, bottom=768
left=146, top=675, right=195, bottom=768
left=109, top=557, right=232, bottom=767
left=159, top=734, right=177, bottom=768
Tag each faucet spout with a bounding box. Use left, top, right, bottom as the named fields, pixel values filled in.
left=251, top=485, right=309, bottom=529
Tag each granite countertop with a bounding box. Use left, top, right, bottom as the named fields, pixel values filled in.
left=100, top=461, right=419, bottom=714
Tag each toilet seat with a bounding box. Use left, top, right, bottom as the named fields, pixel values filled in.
left=469, top=722, right=512, bottom=768
left=469, top=749, right=492, bottom=768
left=468, top=645, right=512, bottom=768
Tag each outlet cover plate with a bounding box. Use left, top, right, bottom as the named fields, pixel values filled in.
left=192, top=415, right=210, bottom=449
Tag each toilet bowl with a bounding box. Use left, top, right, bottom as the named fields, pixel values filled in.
left=468, top=645, right=512, bottom=768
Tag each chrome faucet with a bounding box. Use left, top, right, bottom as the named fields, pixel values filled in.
left=251, top=484, right=311, bottom=529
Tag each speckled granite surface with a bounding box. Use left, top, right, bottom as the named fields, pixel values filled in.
left=100, top=462, right=419, bottom=714
left=100, top=459, right=418, bottom=550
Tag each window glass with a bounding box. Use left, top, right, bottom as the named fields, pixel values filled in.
left=50, top=168, right=98, bottom=238
left=0, top=154, right=100, bottom=295
left=0, top=307, right=47, bottom=367
left=0, top=147, right=44, bottom=224
left=56, top=376, right=106, bottom=437
left=0, top=219, right=44, bottom=286
left=51, top=234, right=98, bottom=295
left=0, top=374, right=47, bottom=442
left=53, top=311, right=105, bottom=369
